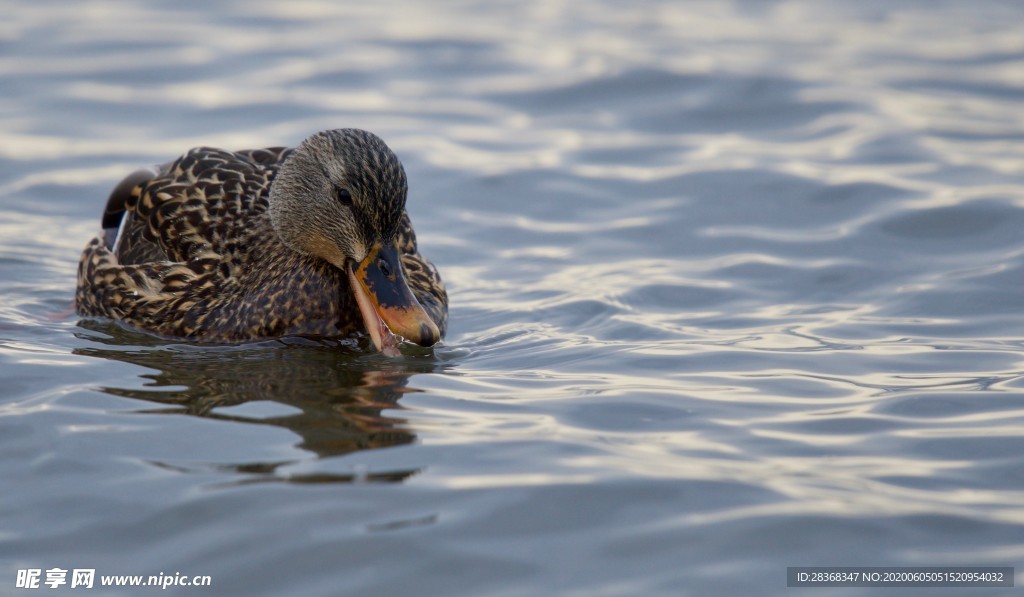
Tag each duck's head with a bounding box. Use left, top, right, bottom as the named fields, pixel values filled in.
left=268, top=128, right=440, bottom=353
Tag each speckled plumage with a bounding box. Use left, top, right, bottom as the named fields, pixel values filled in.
left=76, top=129, right=447, bottom=345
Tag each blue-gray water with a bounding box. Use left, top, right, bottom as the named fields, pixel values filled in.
left=3, top=1, right=1024, bottom=595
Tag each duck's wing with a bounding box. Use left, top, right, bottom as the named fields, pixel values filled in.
left=78, top=146, right=296, bottom=336
left=105, top=146, right=292, bottom=268
left=77, top=234, right=218, bottom=332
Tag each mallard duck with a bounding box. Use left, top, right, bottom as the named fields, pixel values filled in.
left=75, top=128, right=447, bottom=354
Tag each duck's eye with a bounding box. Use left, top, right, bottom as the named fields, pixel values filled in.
left=378, top=257, right=392, bottom=278
left=334, top=187, right=353, bottom=206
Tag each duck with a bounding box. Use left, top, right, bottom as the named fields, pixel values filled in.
left=75, top=128, right=447, bottom=354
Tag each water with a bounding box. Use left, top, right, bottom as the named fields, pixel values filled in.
left=3, top=1, right=1024, bottom=594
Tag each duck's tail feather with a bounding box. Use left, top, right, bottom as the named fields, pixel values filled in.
left=102, top=166, right=160, bottom=250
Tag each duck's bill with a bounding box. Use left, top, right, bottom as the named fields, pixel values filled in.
left=348, top=244, right=441, bottom=354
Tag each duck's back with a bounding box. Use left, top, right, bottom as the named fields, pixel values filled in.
left=76, top=146, right=356, bottom=340
left=113, top=146, right=291, bottom=266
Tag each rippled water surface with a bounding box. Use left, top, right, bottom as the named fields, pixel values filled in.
left=4, top=1, right=1024, bottom=594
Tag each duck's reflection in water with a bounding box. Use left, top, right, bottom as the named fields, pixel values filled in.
left=73, top=320, right=445, bottom=485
